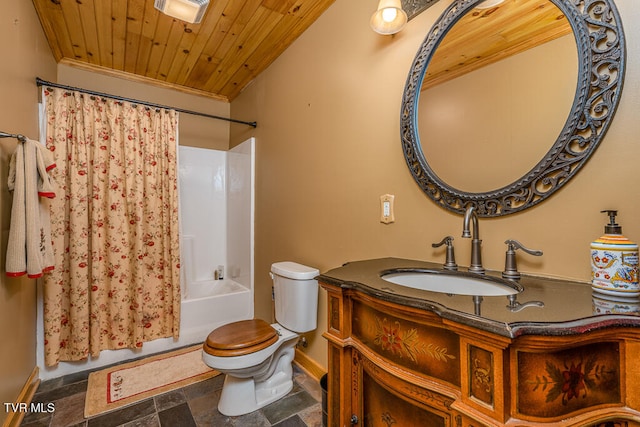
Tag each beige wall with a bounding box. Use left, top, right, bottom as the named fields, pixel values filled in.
left=231, top=0, right=640, bottom=370
left=0, top=0, right=56, bottom=421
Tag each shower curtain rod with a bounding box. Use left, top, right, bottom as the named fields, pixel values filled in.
left=35, top=77, right=257, bottom=128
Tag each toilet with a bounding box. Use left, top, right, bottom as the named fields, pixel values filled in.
left=202, top=261, right=319, bottom=416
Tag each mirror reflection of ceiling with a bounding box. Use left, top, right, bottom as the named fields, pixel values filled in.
left=422, top=0, right=572, bottom=90
left=418, top=0, right=578, bottom=193
left=420, top=33, right=577, bottom=192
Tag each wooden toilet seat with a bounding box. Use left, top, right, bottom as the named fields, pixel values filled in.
left=203, top=319, right=279, bottom=357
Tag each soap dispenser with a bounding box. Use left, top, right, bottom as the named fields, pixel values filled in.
left=591, top=210, right=639, bottom=297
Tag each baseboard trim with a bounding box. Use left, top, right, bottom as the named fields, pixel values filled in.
left=2, top=367, right=40, bottom=427
left=293, top=348, right=326, bottom=382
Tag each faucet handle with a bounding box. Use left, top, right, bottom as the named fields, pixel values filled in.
left=432, top=236, right=458, bottom=271
left=502, top=239, right=543, bottom=280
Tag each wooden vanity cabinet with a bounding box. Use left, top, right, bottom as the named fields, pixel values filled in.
left=321, top=281, right=640, bottom=427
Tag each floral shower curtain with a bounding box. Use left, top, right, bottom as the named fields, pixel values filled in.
left=42, top=87, right=181, bottom=366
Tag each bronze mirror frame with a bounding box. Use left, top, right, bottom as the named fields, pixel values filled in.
left=400, top=0, right=626, bottom=217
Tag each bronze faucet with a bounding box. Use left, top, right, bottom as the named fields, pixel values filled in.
left=462, top=205, right=485, bottom=274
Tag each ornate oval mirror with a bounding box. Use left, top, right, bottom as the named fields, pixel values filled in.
left=400, top=0, right=626, bottom=217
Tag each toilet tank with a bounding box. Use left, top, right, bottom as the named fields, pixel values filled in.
left=271, top=261, right=319, bottom=333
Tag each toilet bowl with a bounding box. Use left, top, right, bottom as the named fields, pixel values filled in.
left=203, top=322, right=298, bottom=416
left=202, top=261, right=319, bottom=416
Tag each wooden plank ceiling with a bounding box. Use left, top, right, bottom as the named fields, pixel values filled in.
left=32, top=0, right=336, bottom=102
left=422, top=0, right=572, bottom=90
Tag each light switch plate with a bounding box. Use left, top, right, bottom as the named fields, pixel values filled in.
left=380, top=194, right=395, bottom=224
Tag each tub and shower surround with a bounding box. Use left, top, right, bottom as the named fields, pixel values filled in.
left=41, top=86, right=181, bottom=367
left=178, top=142, right=255, bottom=343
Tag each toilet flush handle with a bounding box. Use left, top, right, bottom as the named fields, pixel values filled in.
left=269, top=272, right=275, bottom=301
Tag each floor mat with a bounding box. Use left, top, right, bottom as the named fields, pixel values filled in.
left=84, top=344, right=219, bottom=417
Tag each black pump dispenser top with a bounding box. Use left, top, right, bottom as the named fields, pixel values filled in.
left=602, top=210, right=622, bottom=234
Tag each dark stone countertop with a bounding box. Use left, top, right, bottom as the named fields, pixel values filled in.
left=317, top=257, right=640, bottom=338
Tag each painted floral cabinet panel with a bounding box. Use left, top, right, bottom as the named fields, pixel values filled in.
left=351, top=300, right=461, bottom=387
left=362, top=365, right=449, bottom=427
left=516, top=342, right=621, bottom=420
left=468, top=344, right=495, bottom=407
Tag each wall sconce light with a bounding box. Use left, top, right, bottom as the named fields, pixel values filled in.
left=154, top=0, right=209, bottom=24
left=370, top=0, right=408, bottom=35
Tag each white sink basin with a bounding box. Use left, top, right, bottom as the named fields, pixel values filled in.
left=381, top=269, right=522, bottom=296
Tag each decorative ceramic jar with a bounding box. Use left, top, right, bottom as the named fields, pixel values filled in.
left=591, top=210, right=639, bottom=297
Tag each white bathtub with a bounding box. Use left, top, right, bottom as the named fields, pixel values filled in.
left=179, top=279, right=253, bottom=342
left=36, top=278, right=253, bottom=380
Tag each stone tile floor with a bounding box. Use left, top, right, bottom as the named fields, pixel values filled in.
left=21, top=361, right=323, bottom=427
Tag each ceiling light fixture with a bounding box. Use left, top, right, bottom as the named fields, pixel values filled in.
left=154, top=0, right=209, bottom=24
left=370, top=0, right=408, bottom=35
